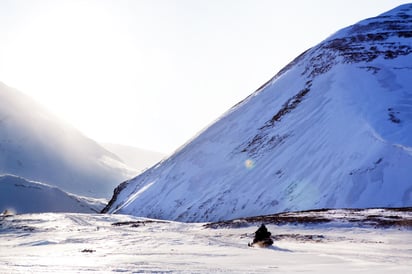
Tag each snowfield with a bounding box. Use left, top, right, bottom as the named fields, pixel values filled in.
left=0, top=209, right=411, bottom=273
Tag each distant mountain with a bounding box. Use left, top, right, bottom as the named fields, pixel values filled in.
left=102, top=143, right=165, bottom=172
left=0, top=175, right=105, bottom=213
left=0, top=82, right=136, bottom=198
left=103, top=4, right=412, bottom=221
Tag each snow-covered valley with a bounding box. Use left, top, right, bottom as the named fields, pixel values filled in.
left=0, top=208, right=410, bottom=273
left=1, top=3, right=412, bottom=273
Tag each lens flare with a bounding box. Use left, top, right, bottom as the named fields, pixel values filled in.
left=245, top=159, right=255, bottom=169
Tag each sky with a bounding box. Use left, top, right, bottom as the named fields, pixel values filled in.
left=0, top=0, right=410, bottom=154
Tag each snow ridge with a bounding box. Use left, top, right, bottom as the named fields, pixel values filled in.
left=0, top=175, right=105, bottom=213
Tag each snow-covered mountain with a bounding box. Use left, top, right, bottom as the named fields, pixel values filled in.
left=104, top=4, right=412, bottom=221
left=102, top=143, right=165, bottom=172
left=0, top=82, right=136, bottom=198
left=0, top=175, right=105, bottom=213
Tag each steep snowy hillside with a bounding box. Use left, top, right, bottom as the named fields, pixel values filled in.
left=104, top=4, right=412, bottom=221
left=0, top=175, right=105, bottom=213
left=102, top=143, right=165, bottom=172
left=0, top=82, right=136, bottom=198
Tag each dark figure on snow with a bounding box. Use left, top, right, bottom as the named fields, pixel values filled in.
left=249, top=224, right=273, bottom=247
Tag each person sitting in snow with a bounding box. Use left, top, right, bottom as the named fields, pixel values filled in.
left=249, top=224, right=273, bottom=247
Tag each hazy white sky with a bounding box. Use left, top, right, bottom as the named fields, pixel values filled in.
left=0, top=0, right=409, bottom=153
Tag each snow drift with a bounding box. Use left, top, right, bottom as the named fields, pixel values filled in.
left=0, top=82, right=136, bottom=198
left=0, top=175, right=105, bottom=213
left=104, top=4, right=412, bottom=221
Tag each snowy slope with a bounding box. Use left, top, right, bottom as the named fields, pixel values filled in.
left=0, top=175, right=105, bottom=213
left=0, top=210, right=411, bottom=273
left=102, top=143, right=165, bottom=172
left=105, top=4, right=412, bottom=221
left=0, top=82, right=136, bottom=198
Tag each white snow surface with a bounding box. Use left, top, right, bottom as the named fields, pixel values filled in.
left=0, top=175, right=105, bottom=214
left=105, top=4, right=412, bottom=221
left=0, top=210, right=411, bottom=273
left=0, top=82, right=137, bottom=198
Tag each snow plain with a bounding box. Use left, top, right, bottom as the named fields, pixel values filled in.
left=0, top=210, right=411, bottom=273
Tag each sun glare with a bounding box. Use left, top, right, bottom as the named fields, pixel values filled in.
left=1, top=1, right=145, bottom=145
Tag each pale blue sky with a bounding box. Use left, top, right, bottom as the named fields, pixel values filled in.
left=0, top=0, right=409, bottom=153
